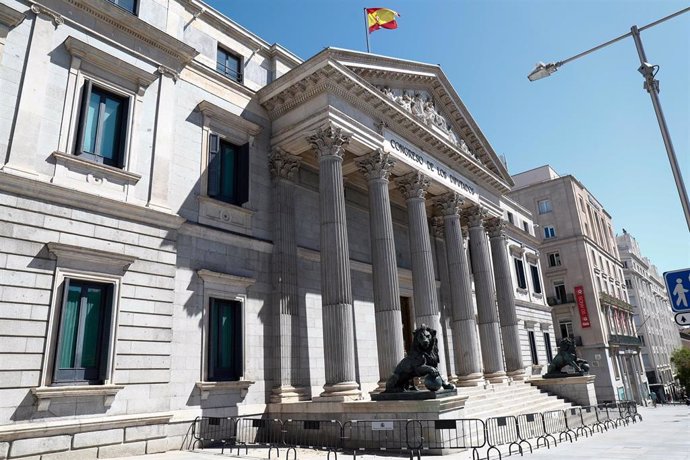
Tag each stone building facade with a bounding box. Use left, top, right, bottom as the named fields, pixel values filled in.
left=509, top=166, right=647, bottom=404
left=0, top=0, right=555, bottom=457
left=617, top=230, right=682, bottom=401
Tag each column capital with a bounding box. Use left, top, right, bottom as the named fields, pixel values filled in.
left=430, top=216, right=445, bottom=238
left=465, top=205, right=489, bottom=228
left=485, top=217, right=507, bottom=238
left=396, top=171, right=430, bottom=200
left=269, top=148, right=301, bottom=181
left=434, top=192, right=464, bottom=217
left=307, top=125, right=350, bottom=159
left=356, top=149, right=396, bottom=181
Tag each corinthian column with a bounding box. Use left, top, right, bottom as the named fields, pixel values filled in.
left=431, top=217, right=456, bottom=382
left=395, top=172, right=447, bottom=378
left=356, top=150, right=405, bottom=390
left=486, top=217, right=526, bottom=380
left=436, top=194, right=484, bottom=386
left=307, top=126, right=360, bottom=400
left=269, top=149, right=309, bottom=402
left=466, top=206, right=507, bottom=383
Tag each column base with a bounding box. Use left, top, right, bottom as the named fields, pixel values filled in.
left=507, top=369, right=527, bottom=381
left=270, top=385, right=311, bottom=403
left=484, top=371, right=509, bottom=384
left=455, top=373, right=485, bottom=387
left=316, top=381, right=362, bottom=401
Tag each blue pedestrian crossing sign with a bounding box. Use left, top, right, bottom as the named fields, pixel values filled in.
left=664, top=268, right=690, bottom=312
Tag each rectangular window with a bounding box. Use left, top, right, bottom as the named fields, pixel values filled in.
left=623, top=261, right=628, bottom=268
left=507, top=212, right=514, bottom=224
left=216, top=47, right=242, bottom=83
left=554, top=281, right=566, bottom=303
left=625, top=279, right=632, bottom=289
left=522, top=221, right=529, bottom=233
left=528, top=331, right=539, bottom=365
left=544, top=332, right=553, bottom=363
left=514, top=258, right=527, bottom=289
left=54, top=279, right=113, bottom=384
left=208, top=298, right=243, bottom=381
left=537, top=199, right=552, bottom=214
left=76, top=81, right=128, bottom=168
left=530, top=264, right=542, bottom=294
left=543, top=226, right=556, bottom=239
left=559, top=321, right=573, bottom=339
left=547, top=252, right=561, bottom=267
left=208, top=135, right=250, bottom=206
left=107, top=0, right=137, bottom=13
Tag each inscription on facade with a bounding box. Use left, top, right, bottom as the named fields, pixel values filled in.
left=384, top=131, right=478, bottom=203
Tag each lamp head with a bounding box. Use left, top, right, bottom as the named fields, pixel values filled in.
left=527, top=62, right=559, bottom=81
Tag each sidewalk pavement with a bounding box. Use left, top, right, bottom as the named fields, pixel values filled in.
left=114, top=404, right=690, bottom=460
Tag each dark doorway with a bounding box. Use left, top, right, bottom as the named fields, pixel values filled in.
left=400, top=296, right=413, bottom=353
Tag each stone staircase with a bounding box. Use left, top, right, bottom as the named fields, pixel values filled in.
left=459, top=380, right=574, bottom=419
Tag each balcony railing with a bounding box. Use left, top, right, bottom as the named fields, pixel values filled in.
left=609, top=334, right=642, bottom=347
left=547, top=294, right=575, bottom=306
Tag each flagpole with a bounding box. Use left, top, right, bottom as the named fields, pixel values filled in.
left=363, top=8, right=371, bottom=53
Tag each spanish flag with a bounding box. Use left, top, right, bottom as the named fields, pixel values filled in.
left=367, top=7, right=399, bottom=33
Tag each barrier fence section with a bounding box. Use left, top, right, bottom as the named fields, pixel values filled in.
left=579, top=406, right=601, bottom=434
left=341, top=419, right=409, bottom=460
left=282, top=419, right=343, bottom=460
left=191, top=416, right=236, bottom=453
left=541, top=409, right=572, bottom=444
left=234, top=416, right=284, bottom=457
left=517, top=413, right=552, bottom=449
left=595, top=405, right=616, bottom=430
left=406, top=419, right=486, bottom=460
left=564, top=407, right=589, bottom=438
left=485, top=416, right=529, bottom=460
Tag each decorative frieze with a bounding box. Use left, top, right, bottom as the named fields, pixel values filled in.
left=307, top=125, right=351, bottom=159
left=396, top=171, right=430, bottom=199
left=356, top=149, right=395, bottom=181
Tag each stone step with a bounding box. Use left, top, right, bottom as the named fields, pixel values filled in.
left=467, top=399, right=573, bottom=420
left=464, top=393, right=565, bottom=413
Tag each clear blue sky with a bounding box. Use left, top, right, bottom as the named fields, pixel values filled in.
left=207, top=0, right=689, bottom=275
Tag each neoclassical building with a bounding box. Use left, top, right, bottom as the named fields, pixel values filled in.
left=0, top=0, right=557, bottom=457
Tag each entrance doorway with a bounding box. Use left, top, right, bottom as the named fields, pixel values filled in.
left=400, top=296, right=413, bottom=353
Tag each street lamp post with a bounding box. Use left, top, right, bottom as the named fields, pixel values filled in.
left=528, top=7, right=690, bottom=232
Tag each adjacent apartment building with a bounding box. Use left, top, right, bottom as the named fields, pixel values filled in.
left=509, top=166, right=647, bottom=404
left=617, top=230, right=682, bottom=401
left=0, top=0, right=561, bottom=458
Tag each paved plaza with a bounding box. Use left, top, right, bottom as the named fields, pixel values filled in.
left=114, top=404, right=689, bottom=460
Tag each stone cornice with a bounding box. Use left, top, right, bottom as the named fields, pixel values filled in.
left=187, top=60, right=256, bottom=99
left=197, top=100, right=262, bottom=136
left=47, top=242, right=137, bottom=273
left=258, top=60, right=510, bottom=195
left=0, top=170, right=185, bottom=230
left=0, top=4, right=25, bottom=27
left=33, top=0, right=197, bottom=67
left=197, top=269, right=256, bottom=289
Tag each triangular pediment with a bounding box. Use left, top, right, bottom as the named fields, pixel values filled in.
left=329, top=49, right=512, bottom=186
left=257, top=48, right=513, bottom=191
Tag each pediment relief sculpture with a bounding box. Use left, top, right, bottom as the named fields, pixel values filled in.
left=377, top=86, right=480, bottom=162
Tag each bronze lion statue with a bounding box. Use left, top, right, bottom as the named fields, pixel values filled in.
left=547, top=337, right=590, bottom=375
left=384, top=324, right=455, bottom=393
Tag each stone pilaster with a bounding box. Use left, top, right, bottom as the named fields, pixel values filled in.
left=269, top=148, right=309, bottom=402
left=486, top=217, right=526, bottom=380
left=148, top=67, right=178, bottom=212
left=395, top=172, right=447, bottom=378
left=436, top=194, right=484, bottom=386
left=466, top=206, right=507, bottom=383
left=356, top=150, right=405, bottom=390
left=307, top=126, right=361, bottom=399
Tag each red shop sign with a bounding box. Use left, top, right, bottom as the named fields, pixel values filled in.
left=574, top=285, right=591, bottom=328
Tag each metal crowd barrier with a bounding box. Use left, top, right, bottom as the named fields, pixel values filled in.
left=485, top=416, right=530, bottom=459
left=595, top=404, right=616, bottom=430
left=619, top=401, right=643, bottom=423
left=578, top=406, right=598, bottom=435
left=517, top=413, right=552, bottom=449
left=564, top=407, right=590, bottom=438
left=406, top=419, right=486, bottom=460
left=282, top=419, right=343, bottom=460
left=234, top=416, right=284, bottom=457
left=542, top=409, right=572, bottom=443
left=341, top=419, right=409, bottom=460
left=191, top=416, right=236, bottom=453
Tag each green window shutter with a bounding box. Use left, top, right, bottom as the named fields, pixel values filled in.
left=207, top=133, right=221, bottom=197
left=75, top=80, right=93, bottom=155
left=236, top=143, right=250, bottom=205
left=219, top=142, right=236, bottom=202
left=58, top=280, right=80, bottom=369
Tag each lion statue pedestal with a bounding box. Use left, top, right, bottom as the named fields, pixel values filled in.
left=371, top=325, right=457, bottom=401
